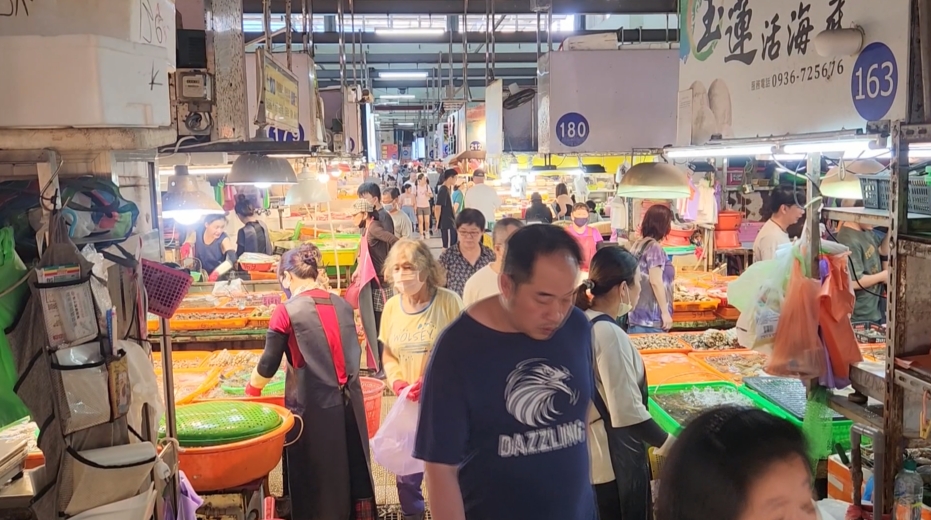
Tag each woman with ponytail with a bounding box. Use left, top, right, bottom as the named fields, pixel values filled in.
left=577, top=246, right=676, bottom=520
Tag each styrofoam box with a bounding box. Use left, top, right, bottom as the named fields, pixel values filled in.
left=0, top=0, right=176, bottom=69
left=0, top=35, right=171, bottom=128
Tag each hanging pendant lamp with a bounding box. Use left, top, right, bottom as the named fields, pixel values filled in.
left=820, top=159, right=885, bottom=200
left=616, top=162, right=691, bottom=199
left=162, top=165, right=226, bottom=225
left=286, top=166, right=331, bottom=205
left=227, top=153, right=298, bottom=187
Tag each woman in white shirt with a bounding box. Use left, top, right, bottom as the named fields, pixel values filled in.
left=576, top=246, right=676, bottom=520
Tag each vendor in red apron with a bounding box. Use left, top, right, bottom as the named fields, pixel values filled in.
left=575, top=247, right=675, bottom=520
left=566, top=202, right=603, bottom=271
left=245, top=243, right=376, bottom=520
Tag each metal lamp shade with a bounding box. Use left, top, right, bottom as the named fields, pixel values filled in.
left=286, top=170, right=331, bottom=205
left=162, top=166, right=225, bottom=220
left=227, top=154, right=298, bottom=185
left=616, top=162, right=691, bottom=199
left=820, top=159, right=885, bottom=200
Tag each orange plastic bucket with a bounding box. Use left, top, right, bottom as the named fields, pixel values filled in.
left=178, top=403, right=295, bottom=493
left=361, top=377, right=385, bottom=439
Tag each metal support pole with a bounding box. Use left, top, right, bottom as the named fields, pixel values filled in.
left=805, top=152, right=822, bottom=278
left=285, top=0, right=293, bottom=69
left=462, top=0, right=470, bottom=100
left=484, top=0, right=490, bottom=85
left=337, top=0, right=346, bottom=88
left=350, top=0, right=358, bottom=86
left=546, top=9, right=552, bottom=52
left=919, top=0, right=931, bottom=122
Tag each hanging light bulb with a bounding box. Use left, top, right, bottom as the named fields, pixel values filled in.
left=616, top=162, right=691, bottom=199
left=227, top=154, right=298, bottom=186
left=286, top=166, right=331, bottom=205
left=162, top=165, right=225, bottom=223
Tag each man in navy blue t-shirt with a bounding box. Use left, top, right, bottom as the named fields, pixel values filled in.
left=414, top=225, right=597, bottom=520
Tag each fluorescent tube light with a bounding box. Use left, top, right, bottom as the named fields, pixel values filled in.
left=376, top=28, right=445, bottom=36
left=396, top=122, right=414, bottom=126
left=380, top=94, right=416, bottom=100
left=782, top=139, right=877, bottom=154
left=379, top=71, right=429, bottom=79
left=665, top=144, right=774, bottom=159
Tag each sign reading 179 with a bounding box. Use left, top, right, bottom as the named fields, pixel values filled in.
left=850, top=42, right=898, bottom=121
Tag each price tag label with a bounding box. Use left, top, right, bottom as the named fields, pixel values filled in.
left=850, top=42, right=898, bottom=121
left=555, top=112, right=589, bottom=147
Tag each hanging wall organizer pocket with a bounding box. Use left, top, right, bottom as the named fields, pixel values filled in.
left=50, top=342, right=111, bottom=435
left=58, top=442, right=157, bottom=517
left=34, top=266, right=99, bottom=350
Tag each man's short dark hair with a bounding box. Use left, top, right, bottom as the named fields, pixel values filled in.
left=766, top=187, right=804, bottom=219
left=503, top=225, right=582, bottom=286
left=442, top=169, right=458, bottom=182
left=455, top=208, right=486, bottom=230
left=357, top=182, right=381, bottom=199
left=492, top=218, right=524, bottom=246
left=387, top=187, right=400, bottom=200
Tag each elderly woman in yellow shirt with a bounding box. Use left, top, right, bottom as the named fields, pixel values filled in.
left=379, top=238, right=463, bottom=520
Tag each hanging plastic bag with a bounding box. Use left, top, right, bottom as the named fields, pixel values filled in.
left=120, top=340, right=164, bottom=442
left=819, top=252, right=861, bottom=379
left=370, top=386, right=424, bottom=477
left=767, top=260, right=826, bottom=379
left=0, top=226, right=30, bottom=427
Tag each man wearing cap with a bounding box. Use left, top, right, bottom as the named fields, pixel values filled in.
left=465, top=169, right=502, bottom=231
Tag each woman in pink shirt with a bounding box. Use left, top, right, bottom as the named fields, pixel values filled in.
left=567, top=202, right=603, bottom=270
left=415, top=174, right=433, bottom=237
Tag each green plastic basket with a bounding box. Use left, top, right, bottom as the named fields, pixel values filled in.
left=160, top=401, right=283, bottom=447
left=648, top=381, right=793, bottom=436
left=738, top=384, right=854, bottom=451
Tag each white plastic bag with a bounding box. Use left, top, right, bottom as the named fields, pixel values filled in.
left=370, top=387, right=424, bottom=477
left=119, top=340, right=164, bottom=442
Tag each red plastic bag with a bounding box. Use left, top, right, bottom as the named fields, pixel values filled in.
left=819, top=252, right=862, bottom=379
left=767, top=259, right=826, bottom=379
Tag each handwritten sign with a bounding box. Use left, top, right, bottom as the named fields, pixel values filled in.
left=0, top=0, right=31, bottom=17
left=679, top=0, right=908, bottom=142
left=136, top=0, right=173, bottom=48
left=263, top=52, right=300, bottom=133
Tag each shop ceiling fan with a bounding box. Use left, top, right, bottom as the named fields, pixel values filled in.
left=503, top=83, right=535, bottom=110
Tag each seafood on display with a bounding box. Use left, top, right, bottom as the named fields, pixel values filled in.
left=653, top=386, right=754, bottom=426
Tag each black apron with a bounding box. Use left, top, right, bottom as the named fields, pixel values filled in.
left=240, top=221, right=273, bottom=255
left=590, top=313, right=652, bottom=520
left=282, top=293, right=375, bottom=520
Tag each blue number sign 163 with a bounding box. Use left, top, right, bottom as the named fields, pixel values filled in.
left=555, top=112, right=589, bottom=147
left=850, top=42, right=898, bottom=121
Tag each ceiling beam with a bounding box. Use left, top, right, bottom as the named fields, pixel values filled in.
left=246, top=28, right=678, bottom=46
left=312, top=52, right=533, bottom=64
left=317, top=78, right=536, bottom=88
left=243, top=0, right=676, bottom=15
left=315, top=67, right=536, bottom=79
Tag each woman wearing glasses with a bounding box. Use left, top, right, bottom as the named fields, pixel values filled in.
left=438, top=209, right=495, bottom=296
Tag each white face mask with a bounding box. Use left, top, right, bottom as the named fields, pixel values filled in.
left=617, top=284, right=633, bottom=317
left=394, top=270, right=425, bottom=295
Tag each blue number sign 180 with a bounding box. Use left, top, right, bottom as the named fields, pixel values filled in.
left=555, top=112, right=590, bottom=147
left=850, top=42, right=898, bottom=121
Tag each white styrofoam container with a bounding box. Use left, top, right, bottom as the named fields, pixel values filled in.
left=537, top=49, right=679, bottom=154
left=0, top=35, right=171, bottom=128
left=0, top=0, right=176, bottom=70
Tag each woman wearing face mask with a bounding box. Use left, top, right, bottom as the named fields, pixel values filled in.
left=575, top=246, right=675, bottom=520
left=379, top=239, right=463, bottom=520
left=566, top=202, right=603, bottom=271
left=244, top=244, right=377, bottom=520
